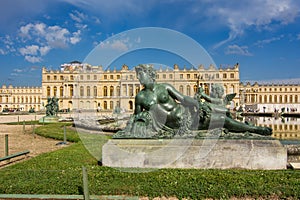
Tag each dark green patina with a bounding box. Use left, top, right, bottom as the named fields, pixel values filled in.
left=114, top=64, right=272, bottom=138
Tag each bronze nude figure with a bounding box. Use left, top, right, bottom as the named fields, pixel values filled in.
left=113, top=64, right=272, bottom=138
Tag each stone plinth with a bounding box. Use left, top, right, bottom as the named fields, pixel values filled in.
left=39, top=116, right=59, bottom=123
left=102, top=139, right=287, bottom=170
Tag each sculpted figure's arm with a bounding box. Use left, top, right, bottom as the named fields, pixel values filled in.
left=199, top=90, right=223, bottom=105
left=165, top=83, right=199, bottom=109
left=134, top=94, right=143, bottom=115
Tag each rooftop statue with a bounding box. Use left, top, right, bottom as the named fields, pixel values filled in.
left=113, top=64, right=272, bottom=138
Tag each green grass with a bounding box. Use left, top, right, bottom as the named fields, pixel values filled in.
left=0, top=123, right=299, bottom=199
left=34, top=122, right=80, bottom=142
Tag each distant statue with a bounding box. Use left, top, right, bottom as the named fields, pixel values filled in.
left=45, top=97, right=59, bottom=116
left=114, top=64, right=272, bottom=138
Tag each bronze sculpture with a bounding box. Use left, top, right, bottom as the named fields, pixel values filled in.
left=45, top=96, right=59, bottom=116
left=113, top=64, right=272, bottom=138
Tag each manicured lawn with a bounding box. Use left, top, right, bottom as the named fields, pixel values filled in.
left=0, top=123, right=299, bottom=199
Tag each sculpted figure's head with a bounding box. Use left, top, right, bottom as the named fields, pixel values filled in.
left=211, top=84, right=224, bottom=98
left=135, top=64, right=157, bottom=85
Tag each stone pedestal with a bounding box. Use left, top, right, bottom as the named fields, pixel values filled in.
left=38, top=116, right=59, bottom=123
left=102, top=139, right=287, bottom=170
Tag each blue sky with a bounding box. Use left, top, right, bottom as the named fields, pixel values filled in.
left=0, top=0, right=300, bottom=86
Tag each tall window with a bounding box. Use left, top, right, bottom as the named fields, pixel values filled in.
left=193, top=85, right=197, bottom=93
left=129, top=85, right=133, bottom=96
left=110, top=86, right=114, bottom=96
left=110, top=101, right=114, bottom=109
left=129, top=101, right=133, bottom=110
left=103, top=101, right=107, bottom=109
left=80, top=86, right=84, bottom=96
left=60, top=86, right=63, bottom=97
left=179, top=85, right=183, bottom=94
left=47, top=86, right=50, bottom=97
left=53, top=86, right=57, bottom=96
left=87, top=86, right=90, bottom=97
left=135, top=85, right=140, bottom=95
left=187, top=85, right=191, bottom=96
left=264, top=95, right=267, bottom=103
left=70, top=85, right=74, bottom=97
left=103, top=86, right=108, bottom=96
left=93, top=86, right=97, bottom=96
left=116, top=86, right=120, bottom=96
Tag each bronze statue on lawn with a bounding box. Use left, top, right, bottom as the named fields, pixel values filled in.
left=45, top=96, right=59, bottom=116
left=113, top=64, right=272, bottom=138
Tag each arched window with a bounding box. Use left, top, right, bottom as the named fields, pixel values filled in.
left=110, top=101, right=114, bottom=109
left=70, top=85, right=74, bottom=96
left=103, top=101, right=107, bottom=109
left=295, top=95, right=298, bottom=103
left=279, top=95, right=283, bottom=103
left=129, top=101, right=133, bottom=110
left=53, top=86, right=57, bottom=96
left=87, top=86, right=91, bottom=97
left=47, top=86, right=50, bottom=97
left=129, top=85, right=133, bottom=96
left=264, top=95, right=267, bottom=103
left=116, top=86, right=120, bottom=96
left=193, top=85, right=197, bottom=93
left=103, top=86, right=108, bottom=96
left=179, top=85, right=184, bottom=94
left=110, top=86, right=114, bottom=96
left=60, top=86, right=63, bottom=97
left=80, top=86, right=84, bottom=96
left=135, top=85, right=140, bottom=95
left=274, top=95, right=277, bottom=103
left=290, top=95, right=293, bottom=103
left=187, top=85, right=191, bottom=96
left=259, top=95, right=262, bottom=103
left=93, top=86, right=97, bottom=97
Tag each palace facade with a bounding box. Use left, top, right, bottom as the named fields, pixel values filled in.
left=239, top=82, right=300, bottom=113
left=0, top=84, right=41, bottom=112
left=41, top=62, right=240, bottom=113
left=0, top=61, right=299, bottom=115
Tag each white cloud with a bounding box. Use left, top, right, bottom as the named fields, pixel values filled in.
left=13, top=69, right=24, bottom=73
left=18, top=22, right=82, bottom=49
left=207, top=0, right=300, bottom=48
left=225, top=44, right=252, bottom=56
left=254, top=35, right=284, bottom=47
left=24, top=55, right=42, bottom=63
left=70, top=30, right=81, bottom=44
left=19, top=45, right=39, bottom=56
left=99, top=39, right=129, bottom=51
left=45, top=25, right=70, bottom=48
left=40, top=46, right=51, bottom=56
left=69, top=10, right=87, bottom=23
left=0, top=48, right=6, bottom=55
left=17, top=22, right=83, bottom=62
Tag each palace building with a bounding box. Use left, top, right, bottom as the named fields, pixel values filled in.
left=239, top=82, right=300, bottom=113
left=0, top=84, right=42, bottom=112
left=41, top=62, right=240, bottom=113
left=0, top=61, right=299, bottom=114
